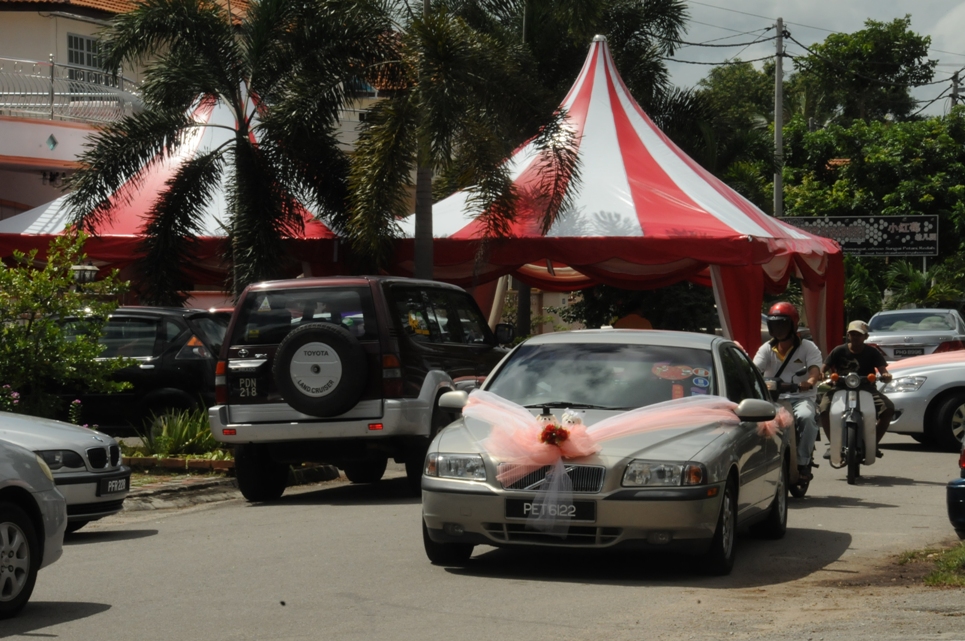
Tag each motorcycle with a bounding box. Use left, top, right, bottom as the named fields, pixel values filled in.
left=822, top=371, right=878, bottom=485
left=765, top=368, right=817, bottom=498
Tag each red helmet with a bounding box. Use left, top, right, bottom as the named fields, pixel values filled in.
left=766, top=302, right=799, bottom=341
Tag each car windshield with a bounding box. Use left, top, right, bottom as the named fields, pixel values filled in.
left=486, top=342, right=716, bottom=411
left=869, top=312, right=956, bottom=332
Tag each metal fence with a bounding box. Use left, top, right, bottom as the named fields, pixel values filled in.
left=0, top=56, right=143, bottom=123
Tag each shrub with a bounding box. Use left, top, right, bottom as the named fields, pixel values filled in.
left=137, top=407, right=223, bottom=457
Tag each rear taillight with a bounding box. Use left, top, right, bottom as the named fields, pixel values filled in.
left=215, top=360, right=227, bottom=404
left=176, top=334, right=211, bottom=359
left=959, top=447, right=965, bottom=477
left=935, top=340, right=965, bottom=353
left=382, top=354, right=403, bottom=398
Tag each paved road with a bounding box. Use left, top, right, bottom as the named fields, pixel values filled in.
left=6, top=434, right=964, bottom=641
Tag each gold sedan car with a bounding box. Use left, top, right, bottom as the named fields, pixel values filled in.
left=421, top=330, right=789, bottom=575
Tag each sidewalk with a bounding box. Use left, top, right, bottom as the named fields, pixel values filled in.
left=123, top=465, right=341, bottom=511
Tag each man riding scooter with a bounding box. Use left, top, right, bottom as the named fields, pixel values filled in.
left=819, top=320, right=894, bottom=457
left=753, top=302, right=824, bottom=483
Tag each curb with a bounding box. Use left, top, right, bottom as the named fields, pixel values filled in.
left=123, top=464, right=341, bottom=511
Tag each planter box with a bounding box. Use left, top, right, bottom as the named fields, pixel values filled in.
left=210, top=460, right=235, bottom=471
left=187, top=459, right=213, bottom=471
left=159, top=458, right=186, bottom=469
left=123, top=457, right=157, bottom=469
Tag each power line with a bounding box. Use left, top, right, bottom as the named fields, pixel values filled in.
left=646, top=28, right=776, bottom=48
left=678, top=26, right=772, bottom=49
left=910, top=86, right=951, bottom=117
left=662, top=54, right=774, bottom=66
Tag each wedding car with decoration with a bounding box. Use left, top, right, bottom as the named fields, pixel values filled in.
left=421, top=330, right=792, bottom=575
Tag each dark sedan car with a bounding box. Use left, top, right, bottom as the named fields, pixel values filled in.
left=67, top=307, right=228, bottom=430
left=949, top=441, right=965, bottom=539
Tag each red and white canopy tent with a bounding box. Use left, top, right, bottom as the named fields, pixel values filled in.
left=0, top=99, right=341, bottom=305
left=396, top=36, right=844, bottom=355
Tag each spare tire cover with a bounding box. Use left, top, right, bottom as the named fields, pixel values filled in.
left=272, top=322, right=368, bottom=417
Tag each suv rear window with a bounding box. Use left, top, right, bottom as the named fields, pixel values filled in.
left=231, top=287, right=378, bottom=346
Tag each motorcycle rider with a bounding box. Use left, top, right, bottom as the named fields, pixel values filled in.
left=753, top=302, right=823, bottom=482
left=819, top=320, right=894, bottom=456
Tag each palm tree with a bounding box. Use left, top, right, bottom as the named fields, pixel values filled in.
left=65, top=0, right=395, bottom=303
left=885, top=260, right=962, bottom=310
left=348, top=0, right=689, bottom=278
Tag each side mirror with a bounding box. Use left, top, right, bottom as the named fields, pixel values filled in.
left=439, top=390, right=469, bottom=410
left=494, top=322, right=515, bottom=345
left=734, top=399, right=776, bottom=422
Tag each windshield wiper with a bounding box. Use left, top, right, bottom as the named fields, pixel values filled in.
left=524, top=402, right=611, bottom=410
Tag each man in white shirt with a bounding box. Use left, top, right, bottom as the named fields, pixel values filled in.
left=753, top=302, right=823, bottom=481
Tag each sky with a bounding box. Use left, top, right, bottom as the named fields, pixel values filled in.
left=669, top=0, right=965, bottom=117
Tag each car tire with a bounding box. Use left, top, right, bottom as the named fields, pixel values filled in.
left=0, top=502, right=39, bottom=620
left=422, top=518, right=473, bottom=566
left=272, top=323, right=368, bottom=418
left=702, top=478, right=737, bottom=576
left=932, top=394, right=965, bottom=452
left=342, top=457, right=387, bottom=484
left=752, top=456, right=788, bottom=539
left=235, top=444, right=289, bottom=502
left=64, top=520, right=90, bottom=535
left=404, top=405, right=451, bottom=496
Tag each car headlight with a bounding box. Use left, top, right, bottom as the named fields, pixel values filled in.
left=37, top=450, right=85, bottom=471
left=845, top=372, right=862, bottom=389
left=424, top=453, right=487, bottom=481
left=623, top=460, right=706, bottom=487
left=883, top=376, right=927, bottom=393
left=34, top=454, right=55, bottom=482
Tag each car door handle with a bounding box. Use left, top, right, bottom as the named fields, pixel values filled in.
left=139, top=364, right=155, bottom=369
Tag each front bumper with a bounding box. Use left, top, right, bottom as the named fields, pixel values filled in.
left=886, top=390, right=930, bottom=435
left=54, top=466, right=131, bottom=522
left=209, top=399, right=429, bottom=443
left=34, top=486, right=66, bottom=569
left=421, top=476, right=724, bottom=551
left=948, top=478, right=965, bottom=535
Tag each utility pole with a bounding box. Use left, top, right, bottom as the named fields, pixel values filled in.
left=414, top=0, right=433, bottom=280
left=773, top=18, right=784, bottom=218
left=515, top=0, right=531, bottom=338
left=953, top=71, right=960, bottom=107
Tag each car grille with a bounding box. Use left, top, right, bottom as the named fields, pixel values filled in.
left=86, top=447, right=108, bottom=469
left=498, top=464, right=605, bottom=493
left=110, top=445, right=120, bottom=466
left=484, top=523, right=621, bottom=546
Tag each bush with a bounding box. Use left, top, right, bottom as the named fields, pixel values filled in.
left=135, top=407, right=225, bottom=458
left=0, top=233, right=131, bottom=417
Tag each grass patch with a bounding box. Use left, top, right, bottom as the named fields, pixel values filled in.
left=898, top=542, right=965, bottom=587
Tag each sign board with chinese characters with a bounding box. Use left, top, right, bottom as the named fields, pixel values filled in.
left=782, top=215, right=939, bottom=257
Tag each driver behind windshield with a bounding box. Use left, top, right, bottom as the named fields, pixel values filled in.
left=752, top=302, right=823, bottom=482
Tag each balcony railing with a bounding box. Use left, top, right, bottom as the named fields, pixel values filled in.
left=0, top=56, right=143, bottom=124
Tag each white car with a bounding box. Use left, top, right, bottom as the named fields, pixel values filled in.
left=883, top=351, right=965, bottom=451
left=867, top=308, right=965, bottom=361
left=0, top=412, right=131, bottom=533
left=1, top=437, right=66, bottom=619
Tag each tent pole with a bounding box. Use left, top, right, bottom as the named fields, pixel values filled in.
left=488, top=275, right=509, bottom=330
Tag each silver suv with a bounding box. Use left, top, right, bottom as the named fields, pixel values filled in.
left=209, top=276, right=514, bottom=500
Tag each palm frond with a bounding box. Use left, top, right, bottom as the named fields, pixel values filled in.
left=64, top=110, right=196, bottom=230
left=347, top=94, right=418, bottom=265
left=528, top=108, right=583, bottom=234
left=136, top=151, right=226, bottom=305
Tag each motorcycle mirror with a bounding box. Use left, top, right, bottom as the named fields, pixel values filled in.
left=794, top=367, right=808, bottom=377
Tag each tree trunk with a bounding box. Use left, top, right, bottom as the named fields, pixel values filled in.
left=414, top=161, right=434, bottom=280
left=514, top=277, right=531, bottom=338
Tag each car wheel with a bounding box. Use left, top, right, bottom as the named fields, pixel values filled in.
left=64, top=520, right=90, bottom=535
left=753, top=456, right=788, bottom=539
left=0, top=502, right=39, bottom=620
left=404, top=405, right=451, bottom=496
left=422, top=518, right=473, bottom=566
left=234, top=444, right=289, bottom=502
left=343, top=457, right=387, bottom=484
left=272, top=323, right=368, bottom=418
left=702, top=478, right=737, bottom=576
left=933, top=394, right=965, bottom=452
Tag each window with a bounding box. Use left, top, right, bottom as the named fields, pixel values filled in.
left=391, top=287, right=495, bottom=346
left=100, top=318, right=159, bottom=358
left=67, top=33, right=115, bottom=86
left=720, top=347, right=767, bottom=403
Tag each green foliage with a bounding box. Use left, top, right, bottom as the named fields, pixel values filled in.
left=884, top=260, right=962, bottom=310
left=0, top=385, right=19, bottom=413
left=65, top=0, right=396, bottom=300
left=792, top=16, right=936, bottom=122
left=0, top=233, right=130, bottom=417
left=552, top=282, right=717, bottom=331
left=136, top=407, right=223, bottom=457
left=898, top=543, right=965, bottom=587
left=843, top=256, right=883, bottom=322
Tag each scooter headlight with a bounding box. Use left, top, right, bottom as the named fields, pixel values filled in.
left=845, top=372, right=862, bottom=389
